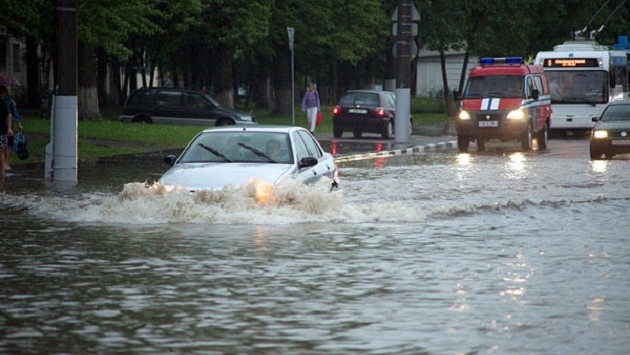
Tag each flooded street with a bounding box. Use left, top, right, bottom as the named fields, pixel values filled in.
left=1, top=138, right=629, bottom=354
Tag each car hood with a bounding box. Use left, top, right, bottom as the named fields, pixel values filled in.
left=158, top=162, right=295, bottom=191
left=595, top=120, right=630, bottom=130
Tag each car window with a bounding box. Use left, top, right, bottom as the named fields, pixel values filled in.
left=127, top=90, right=152, bottom=106
left=185, top=94, right=205, bottom=109
left=296, top=130, right=323, bottom=158
left=292, top=131, right=310, bottom=161
left=602, top=105, right=630, bottom=121
left=156, top=90, right=182, bottom=107
left=180, top=131, right=293, bottom=163
left=339, top=92, right=379, bottom=106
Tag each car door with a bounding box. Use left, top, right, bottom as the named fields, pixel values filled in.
left=153, top=90, right=185, bottom=123
left=185, top=93, right=218, bottom=125
left=294, top=130, right=335, bottom=182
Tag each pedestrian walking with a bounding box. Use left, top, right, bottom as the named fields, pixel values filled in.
left=0, top=85, right=21, bottom=170
left=0, top=90, right=12, bottom=176
left=301, top=82, right=320, bottom=133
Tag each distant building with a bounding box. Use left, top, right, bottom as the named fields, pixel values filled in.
left=0, top=30, right=26, bottom=89
left=415, top=48, right=478, bottom=97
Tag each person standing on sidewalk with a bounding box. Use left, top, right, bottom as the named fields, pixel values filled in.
left=301, top=82, right=320, bottom=133
left=0, top=85, right=21, bottom=171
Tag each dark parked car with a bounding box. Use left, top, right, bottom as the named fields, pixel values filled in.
left=119, top=87, right=256, bottom=126
left=590, top=98, right=630, bottom=160
left=332, top=90, right=410, bottom=139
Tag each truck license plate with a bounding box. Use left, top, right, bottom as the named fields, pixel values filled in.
left=478, top=121, right=498, bottom=127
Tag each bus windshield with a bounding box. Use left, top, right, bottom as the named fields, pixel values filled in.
left=463, top=75, right=524, bottom=98
left=545, top=70, right=608, bottom=104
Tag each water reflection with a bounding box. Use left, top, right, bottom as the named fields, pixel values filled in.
left=503, top=152, right=528, bottom=180
left=590, top=159, right=609, bottom=173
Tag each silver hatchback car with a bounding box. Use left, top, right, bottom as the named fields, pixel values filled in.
left=158, top=126, right=339, bottom=191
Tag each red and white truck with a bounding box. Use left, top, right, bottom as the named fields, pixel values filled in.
left=455, top=57, right=552, bottom=152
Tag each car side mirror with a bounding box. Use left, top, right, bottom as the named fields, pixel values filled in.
left=592, top=117, right=600, bottom=122
left=531, top=89, right=540, bottom=100
left=164, top=155, right=177, bottom=166
left=298, top=156, right=318, bottom=169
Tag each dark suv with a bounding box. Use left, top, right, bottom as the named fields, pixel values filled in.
left=119, top=87, right=256, bottom=126
left=332, top=90, right=406, bottom=139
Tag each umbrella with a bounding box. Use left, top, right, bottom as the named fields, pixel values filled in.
left=0, top=74, right=22, bottom=86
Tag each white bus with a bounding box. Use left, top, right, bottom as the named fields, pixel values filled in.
left=534, top=40, right=628, bottom=133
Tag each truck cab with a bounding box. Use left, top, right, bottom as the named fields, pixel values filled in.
left=455, top=57, right=552, bottom=152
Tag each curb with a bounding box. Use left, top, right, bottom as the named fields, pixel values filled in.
left=334, top=140, right=458, bottom=163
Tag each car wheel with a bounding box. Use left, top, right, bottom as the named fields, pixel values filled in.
left=457, top=135, right=469, bottom=152
left=604, top=153, right=614, bottom=160
left=381, top=121, right=392, bottom=139
left=216, top=119, right=235, bottom=126
left=520, top=122, right=533, bottom=151
left=590, top=146, right=602, bottom=160
left=476, top=138, right=486, bottom=152
left=537, top=122, right=549, bottom=150
left=353, top=130, right=363, bottom=138
left=333, top=127, right=343, bottom=138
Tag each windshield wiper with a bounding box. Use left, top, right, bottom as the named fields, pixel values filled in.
left=198, top=143, right=233, bottom=162
left=237, top=142, right=276, bottom=163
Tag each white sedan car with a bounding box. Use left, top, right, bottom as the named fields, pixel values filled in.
left=158, top=126, right=339, bottom=191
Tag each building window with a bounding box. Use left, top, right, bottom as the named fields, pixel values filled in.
left=0, top=41, right=7, bottom=70
left=12, top=43, right=20, bottom=72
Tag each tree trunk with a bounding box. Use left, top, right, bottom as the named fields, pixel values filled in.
left=439, top=47, right=455, bottom=134
left=270, top=48, right=291, bottom=116
left=96, top=47, right=108, bottom=108
left=25, top=36, right=40, bottom=109
left=77, top=43, right=101, bottom=119
left=212, top=46, right=234, bottom=107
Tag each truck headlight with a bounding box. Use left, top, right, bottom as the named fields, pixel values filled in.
left=593, top=130, right=608, bottom=139
left=507, top=109, right=525, bottom=120
left=458, top=110, right=471, bottom=120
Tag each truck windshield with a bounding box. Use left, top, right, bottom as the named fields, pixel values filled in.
left=545, top=70, right=608, bottom=104
left=463, top=75, right=523, bottom=98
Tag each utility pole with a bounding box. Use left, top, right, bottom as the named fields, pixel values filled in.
left=394, top=0, right=413, bottom=144
left=46, top=0, right=78, bottom=184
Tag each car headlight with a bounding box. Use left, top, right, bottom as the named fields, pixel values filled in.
left=593, top=130, right=608, bottom=139
left=458, top=110, right=471, bottom=120
left=507, top=109, right=526, bottom=120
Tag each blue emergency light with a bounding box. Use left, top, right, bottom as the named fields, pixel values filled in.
left=479, top=57, right=523, bottom=66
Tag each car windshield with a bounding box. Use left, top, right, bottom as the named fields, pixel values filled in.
left=601, top=104, right=630, bottom=122
left=463, top=75, right=524, bottom=98
left=339, top=92, right=380, bottom=106
left=179, top=131, right=293, bottom=164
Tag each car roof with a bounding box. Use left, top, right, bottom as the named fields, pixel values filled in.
left=608, top=98, right=630, bottom=106
left=343, top=89, right=393, bottom=95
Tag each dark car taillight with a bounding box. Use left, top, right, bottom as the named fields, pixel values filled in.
left=375, top=107, right=385, bottom=117
left=333, top=106, right=342, bottom=116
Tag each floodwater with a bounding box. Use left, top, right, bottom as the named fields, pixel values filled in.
left=1, top=140, right=629, bottom=354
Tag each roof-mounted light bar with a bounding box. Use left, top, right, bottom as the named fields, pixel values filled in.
left=479, top=57, right=523, bottom=66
